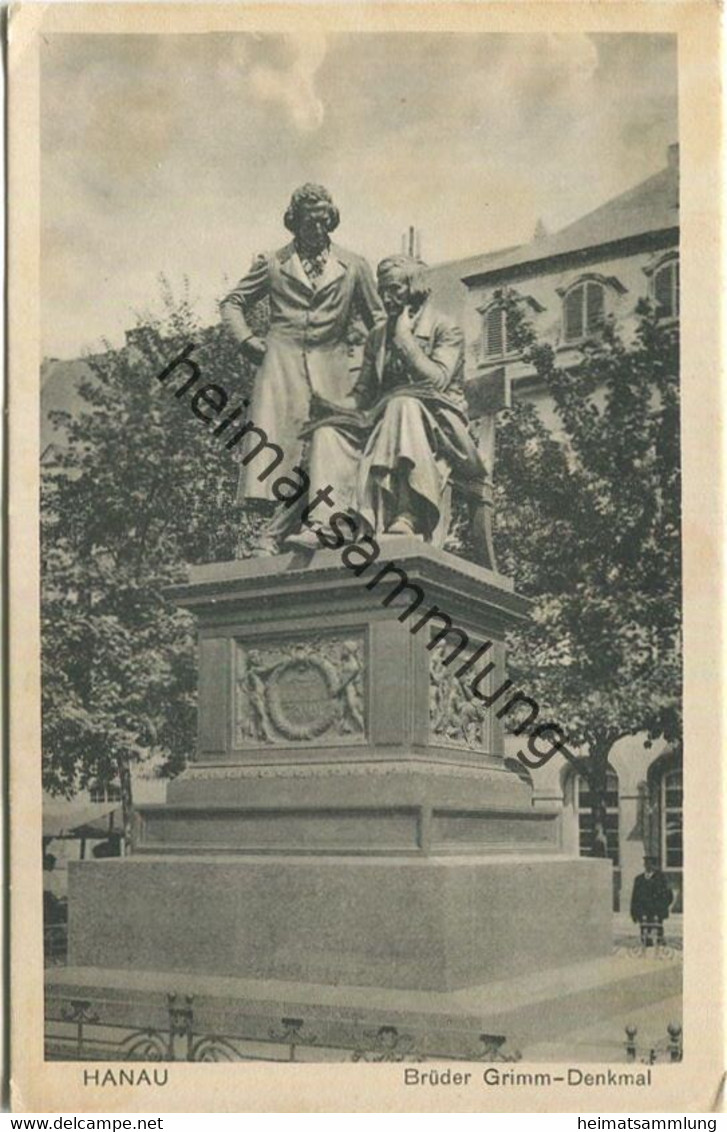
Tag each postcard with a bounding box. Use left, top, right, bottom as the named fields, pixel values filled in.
left=7, top=1, right=723, bottom=1113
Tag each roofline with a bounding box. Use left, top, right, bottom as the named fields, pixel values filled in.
left=461, top=226, right=679, bottom=290
left=428, top=244, right=523, bottom=275
left=544, top=162, right=676, bottom=237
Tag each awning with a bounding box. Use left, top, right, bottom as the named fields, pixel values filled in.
left=43, top=801, right=120, bottom=839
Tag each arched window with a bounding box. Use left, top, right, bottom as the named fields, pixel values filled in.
left=653, top=258, right=679, bottom=321
left=480, top=292, right=545, bottom=360
left=575, top=770, right=620, bottom=861
left=574, top=769, right=621, bottom=910
left=562, top=280, right=606, bottom=343
left=645, top=754, right=683, bottom=915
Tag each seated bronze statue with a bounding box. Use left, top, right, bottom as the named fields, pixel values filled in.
left=289, top=255, right=485, bottom=549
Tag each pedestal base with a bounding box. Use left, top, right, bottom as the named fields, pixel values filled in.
left=69, top=853, right=611, bottom=992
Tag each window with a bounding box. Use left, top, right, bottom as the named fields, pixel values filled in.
left=89, top=782, right=122, bottom=803
left=661, top=769, right=682, bottom=869
left=644, top=253, right=679, bottom=322
left=659, top=765, right=683, bottom=914
left=562, top=280, right=606, bottom=342
left=484, top=305, right=507, bottom=358
left=653, top=259, right=679, bottom=321
left=574, top=769, right=621, bottom=910
left=479, top=293, right=546, bottom=361
left=575, top=771, right=620, bottom=864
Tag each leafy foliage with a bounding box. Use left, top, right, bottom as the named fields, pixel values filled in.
left=492, top=291, right=681, bottom=853
left=41, top=284, right=266, bottom=829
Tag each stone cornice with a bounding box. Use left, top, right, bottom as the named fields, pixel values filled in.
left=166, top=540, right=531, bottom=627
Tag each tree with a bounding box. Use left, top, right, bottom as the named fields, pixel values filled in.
left=492, top=291, right=681, bottom=859
left=41, top=274, right=374, bottom=838
left=41, top=284, right=267, bottom=840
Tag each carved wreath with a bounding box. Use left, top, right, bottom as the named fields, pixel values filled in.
left=265, top=657, right=340, bottom=741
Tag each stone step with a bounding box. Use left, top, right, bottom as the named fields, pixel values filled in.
left=46, top=950, right=680, bottom=1062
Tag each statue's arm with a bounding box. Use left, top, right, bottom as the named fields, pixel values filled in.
left=354, top=258, right=385, bottom=330
left=397, top=320, right=464, bottom=392
left=220, top=254, right=270, bottom=345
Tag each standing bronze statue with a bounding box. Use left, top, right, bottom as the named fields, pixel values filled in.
left=220, top=183, right=383, bottom=554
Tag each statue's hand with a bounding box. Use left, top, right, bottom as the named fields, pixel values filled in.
left=393, top=306, right=416, bottom=349
left=242, top=336, right=267, bottom=365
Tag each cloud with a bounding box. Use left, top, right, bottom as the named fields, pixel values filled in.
left=541, top=33, right=599, bottom=98
left=248, top=32, right=327, bottom=132
left=40, top=32, right=676, bottom=357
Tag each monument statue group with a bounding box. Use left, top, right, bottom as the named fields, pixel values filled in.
left=48, top=183, right=614, bottom=1061
left=221, top=182, right=485, bottom=556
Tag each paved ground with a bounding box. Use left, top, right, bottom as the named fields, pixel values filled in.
left=523, top=990, right=682, bottom=1064
left=613, top=913, right=683, bottom=950
left=523, top=915, right=683, bottom=1063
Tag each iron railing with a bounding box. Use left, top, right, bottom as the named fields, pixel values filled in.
left=45, top=991, right=683, bottom=1065
left=625, top=1023, right=682, bottom=1064
left=45, top=992, right=523, bottom=1064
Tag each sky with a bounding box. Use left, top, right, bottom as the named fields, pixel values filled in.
left=41, top=32, right=677, bottom=359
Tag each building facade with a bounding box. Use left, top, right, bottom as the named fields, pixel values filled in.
left=431, top=145, right=681, bottom=913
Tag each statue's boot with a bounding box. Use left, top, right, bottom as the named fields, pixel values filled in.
left=246, top=497, right=309, bottom=556
left=386, top=513, right=422, bottom=538
left=282, top=524, right=321, bottom=552
left=386, top=471, right=426, bottom=538
left=248, top=531, right=281, bottom=558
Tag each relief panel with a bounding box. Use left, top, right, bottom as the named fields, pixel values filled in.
left=429, top=637, right=494, bottom=755
left=235, top=632, right=366, bottom=748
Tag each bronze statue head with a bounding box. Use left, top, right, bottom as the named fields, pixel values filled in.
left=284, top=184, right=340, bottom=253
left=376, top=255, right=431, bottom=316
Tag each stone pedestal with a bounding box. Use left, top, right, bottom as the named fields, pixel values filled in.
left=65, top=540, right=612, bottom=1015
left=69, top=855, right=610, bottom=991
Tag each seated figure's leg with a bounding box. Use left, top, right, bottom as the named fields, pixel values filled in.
left=357, top=397, right=449, bottom=539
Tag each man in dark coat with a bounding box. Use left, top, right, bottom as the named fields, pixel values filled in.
left=630, top=855, right=673, bottom=946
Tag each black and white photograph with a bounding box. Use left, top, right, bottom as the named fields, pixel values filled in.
left=7, top=0, right=723, bottom=1115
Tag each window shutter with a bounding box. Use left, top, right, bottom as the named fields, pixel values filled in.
left=585, top=281, right=605, bottom=332
left=485, top=306, right=505, bottom=357
left=564, top=286, right=584, bottom=341
left=655, top=262, right=675, bottom=319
